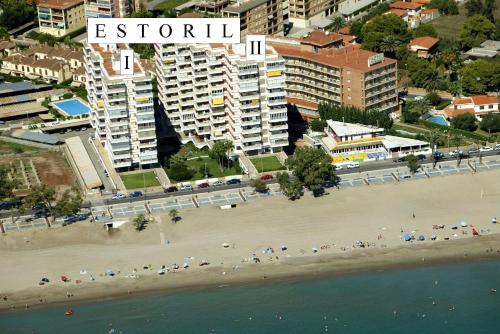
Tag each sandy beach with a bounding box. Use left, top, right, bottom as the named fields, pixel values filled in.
left=1, top=169, right=500, bottom=311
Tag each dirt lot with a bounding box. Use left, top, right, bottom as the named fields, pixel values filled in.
left=31, top=151, right=75, bottom=192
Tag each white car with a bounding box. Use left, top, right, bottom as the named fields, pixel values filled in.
left=448, top=150, right=463, bottom=157
left=495, top=144, right=500, bottom=151
left=111, top=193, right=126, bottom=200
left=180, top=184, right=193, bottom=191
left=334, top=165, right=343, bottom=171
left=346, top=162, right=360, bottom=169
left=479, top=146, right=493, bottom=152
left=212, top=180, right=225, bottom=186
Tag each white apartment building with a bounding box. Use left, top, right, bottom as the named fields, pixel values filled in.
left=84, top=0, right=135, bottom=18
left=155, top=43, right=289, bottom=155
left=84, top=43, right=158, bottom=170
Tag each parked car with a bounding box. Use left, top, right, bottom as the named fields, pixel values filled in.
left=198, top=182, right=210, bottom=188
left=468, top=148, right=480, bottom=155
left=212, top=180, right=225, bottom=187
left=333, top=165, right=343, bottom=171
left=111, top=193, right=126, bottom=200
left=129, top=191, right=143, bottom=198
left=495, top=144, right=500, bottom=151
left=312, top=187, right=325, bottom=197
left=179, top=184, right=193, bottom=191
left=0, top=199, right=22, bottom=211
left=164, top=186, right=178, bottom=193
left=448, top=150, right=463, bottom=157
left=63, top=215, right=78, bottom=224
left=346, top=162, right=360, bottom=169
left=432, top=151, right=444, bottom=160
left=480, top=146, right=493, bottom=152
left=32, top=203, right=48, bottom=217
left=226, top=179, right=241, bottom=185
left=416, top=154, right=427, bottom=160
left=260, top=174, right=273, bottom=181
left=323, top=180, right=337, bottom=188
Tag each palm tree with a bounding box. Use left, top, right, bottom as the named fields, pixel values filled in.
left=379, top=36, right=401, bottom=58
left=326, top=17, right=345, bottom=32
left=169, top=209, right=178, bottom=223
left=425, top=130, right=442, bottom=154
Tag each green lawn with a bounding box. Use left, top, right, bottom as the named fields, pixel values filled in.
left=121, top=171, right=160, bottom=189
left=155, top=0, right=190, bottom=10
left=250, top=156, right=285, bottom=173
left=167, top=155, right=242, bottom=181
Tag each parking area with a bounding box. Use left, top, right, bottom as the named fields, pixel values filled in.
left=196, top=191, right=243, bottom=207
left=109, top=202, right=148, bottom=218
left=148, top=197, right=196, bottom=214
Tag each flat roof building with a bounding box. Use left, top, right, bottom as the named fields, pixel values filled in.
left=269, top=39, right=399, bottom=118
left=321, top=120, right=430, bottom=164
left=84, top=0, right=136, bottom=19
left=156, top=42, right=289, bottom=155
left=37, top=0, right=85, bottom=37
left=222, top=0, right=287, bottom=37
left=84, top=43, right=158, bottom=170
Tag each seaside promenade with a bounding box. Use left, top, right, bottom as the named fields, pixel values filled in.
left=1, top=165, right=500, bottom=310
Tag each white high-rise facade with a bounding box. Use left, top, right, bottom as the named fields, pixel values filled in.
left=155, top=43, right=289, bottom=155
left=84, top=43, right=158, bottom=170
left=84, top=0, right=134, bottom=19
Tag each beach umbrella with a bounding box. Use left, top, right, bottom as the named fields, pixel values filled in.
left=418, top=235, right=425, bottom=241
left=404, top=233, right=411, bottom=241
left=281, top=245, right=287, bottom=251
left=430, top=235, right=437, bottom=240
left=460, top=221, right=468, bottom=227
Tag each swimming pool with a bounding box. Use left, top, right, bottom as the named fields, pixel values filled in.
left=427, top=115, right=448, bottom=126
left=53, top=99, right=90, bottom=117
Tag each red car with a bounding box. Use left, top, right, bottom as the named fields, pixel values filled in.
left=260, top=174, right=273, bottom=181
left=198, top=182, right=210, bottom=188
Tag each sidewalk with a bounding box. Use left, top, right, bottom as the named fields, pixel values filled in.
left=154, top=167, right=170, bottom=188
left=92, top=139, right=126, bottom=191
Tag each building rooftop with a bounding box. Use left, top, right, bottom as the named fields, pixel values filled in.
left=299, top=30, right=344, bottom=48
left=390, top=1, right=422, bottom=10
left=386, top=8, right=408, bottom=17
left=326, top=120, right=384, bottom=137
left=382, top=135, right=428, bottom=150
left=443, top=107, right=475, bottom=118
left=223, top=0, right=267, bottom=13
left=12, top=130, right=63, bottom=145
left=465, top=40, right=500, bottom=58
left=408, top=36, right=439, bottom=49
left=451, top=95, right=499, bottom=106
left=270, top=43, right=396, bottom=72
left=0, top=81, right=52, bottom=96
left=37, top=0, right=83, bottom=9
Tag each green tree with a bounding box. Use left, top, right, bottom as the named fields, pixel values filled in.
left=413, top=24, right=438, bottom=38
left=251, top=179, right=268, bottom=194
left=130, top=9, right=154, bottom=18
left=168, top=163, right=195, bottom=181
left=276, top=172, right=303, bottom=200
left=168, top=209, right=179, bottom=223
left=428, top=0, right=459, bottom=15
left=484, top=0, right=497, bottom=23
left=326, top=16, right=345, bottom=32
left=209, top=140, right=233, bottom=171
left=23, top=184, right=56, bottom=217
left=133, top=213, right=148, bottom=231
left=0, top=165, right=16, bottom=200
left=309, top=119, right=327, bottom=132
left=459, top=59, right=500, bottom=94
left=402, top=110, right=421, bottom=123
left=130, top=44, right=155, bottom=59
left=53, top=186, right=83, bottom=217
left=459, top=15, right=496, bottom=50
left=451, top=113, right=477, bottom=131
left=318, top=103, right=393, bottom=129
left=0, top=26, right=9, bottom=40
left=406, top=154, right=420, bottom=174
left=361, top=14, right=409, bottom=54
left=479, top=113, right=500, bottom=132
left=286, top=147, right=337, bottom=191
left=0, top=0, right=35, bottom=30
left=465, top=0, right=484, bottom=17
left=379, top=35, right=402, bottom=58
left=426, top=92, right=441, bottom=106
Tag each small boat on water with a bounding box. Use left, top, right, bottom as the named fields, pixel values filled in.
left=65, top=309, right=73, bottom=316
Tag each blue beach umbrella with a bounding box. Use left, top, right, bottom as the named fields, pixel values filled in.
left=418, top=235, right=425, bottom=241
left=404, top=233, right=411, bottom=241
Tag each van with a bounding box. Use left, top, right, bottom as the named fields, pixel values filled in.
left=346, top=162, right=360, bottom=169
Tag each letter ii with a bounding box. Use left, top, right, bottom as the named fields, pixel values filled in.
left=120, top=49, right=134, bottom=75
left=246, top=35, right=266, bottom=61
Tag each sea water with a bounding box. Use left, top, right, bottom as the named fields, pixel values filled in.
left=1, top=260, right=499, bottom=334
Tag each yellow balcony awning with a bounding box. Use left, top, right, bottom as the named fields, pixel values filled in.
left=136, top=97, right=150, bottom=102
left=267, top=70, right=282, bottom=77
left=96, top=101, right=104, bottom=108
left=212, top=97, right=224, bottom=105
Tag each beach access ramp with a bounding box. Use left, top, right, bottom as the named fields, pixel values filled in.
left=65, top=136, right=102, bottom=190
